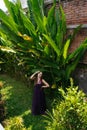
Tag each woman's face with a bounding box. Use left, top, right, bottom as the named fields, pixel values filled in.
left=38, top=72, right=42, bottom=78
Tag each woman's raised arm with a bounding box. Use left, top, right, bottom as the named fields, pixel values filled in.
left=42, top=79, right=50, bottom=88
left=30, top=71, right=40, bottom=80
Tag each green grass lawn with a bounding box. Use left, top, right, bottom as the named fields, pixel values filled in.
left=0, top=74, right=50, bottom=130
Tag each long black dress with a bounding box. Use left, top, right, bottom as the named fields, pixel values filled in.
left=32, top=83, right=46, bottom=115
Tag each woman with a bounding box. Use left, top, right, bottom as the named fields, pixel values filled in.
left=30, top=71, right=49, bottom=115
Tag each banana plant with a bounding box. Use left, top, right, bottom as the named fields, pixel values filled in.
left=0, top=0, right=87, bottom=88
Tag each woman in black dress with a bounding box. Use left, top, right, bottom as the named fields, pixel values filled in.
left=30, top=71, right=49, bottom=115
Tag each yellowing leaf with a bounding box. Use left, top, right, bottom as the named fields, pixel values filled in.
left=0, top=46, right=16, bottom=53
left=51, top=84, right=56, bottom=89
left=23, top=34, right=33, bottom=41
left=18, top=32, right=22, bottom=37
left=18, top=32, right=33, bottom=41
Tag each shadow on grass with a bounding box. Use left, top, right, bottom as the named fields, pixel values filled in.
left=0, top=74, right=48, bottom=130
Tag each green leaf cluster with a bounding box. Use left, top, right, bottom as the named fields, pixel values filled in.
left=45, top=79, right=87, bottom=130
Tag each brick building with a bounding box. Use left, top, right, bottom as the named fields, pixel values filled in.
left=45, top=0, right=87, bottom=63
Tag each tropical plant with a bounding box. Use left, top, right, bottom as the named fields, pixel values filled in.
left=45, top=78, right=87, bottom=130
left=0, top=0, right=87, bottom=87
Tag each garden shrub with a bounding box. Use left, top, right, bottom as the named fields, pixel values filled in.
left=5, top=117, right=26, bottom=130
left=45, top=78, right=87, bottom=130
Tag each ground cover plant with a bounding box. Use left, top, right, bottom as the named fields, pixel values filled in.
left=0, top=74, right=51, bottom=130
left=0, top=0, right=87, bottom=88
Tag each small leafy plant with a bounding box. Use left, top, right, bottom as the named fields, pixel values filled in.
left=45, top=78, right=87, bottom=130
left=6, top=116, right=26, bottom=130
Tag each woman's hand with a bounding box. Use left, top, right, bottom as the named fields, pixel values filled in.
left=30, top=71, right=40, bottom=80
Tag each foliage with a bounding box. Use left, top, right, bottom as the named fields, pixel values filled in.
left=46, top=79, right=87, bottom=130
left=0, top=81, right=4, bottom=88
left=6, top=116, right=26, bottom=130
left=0, top=0, right=87, bottom=87
left=0, top=30, right=17, bottom=74
left=45, top=78, right=87, bottom=130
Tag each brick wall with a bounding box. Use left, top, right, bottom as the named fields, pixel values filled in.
left=62, top=0, right=87, bottom=25
left=68, top=28, right=87, bottom=63
left=62, top=0, right=87, bottom=63
left=45, top=0, right=87, bottom=25
left=45, top=0, right=87, bottom=63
